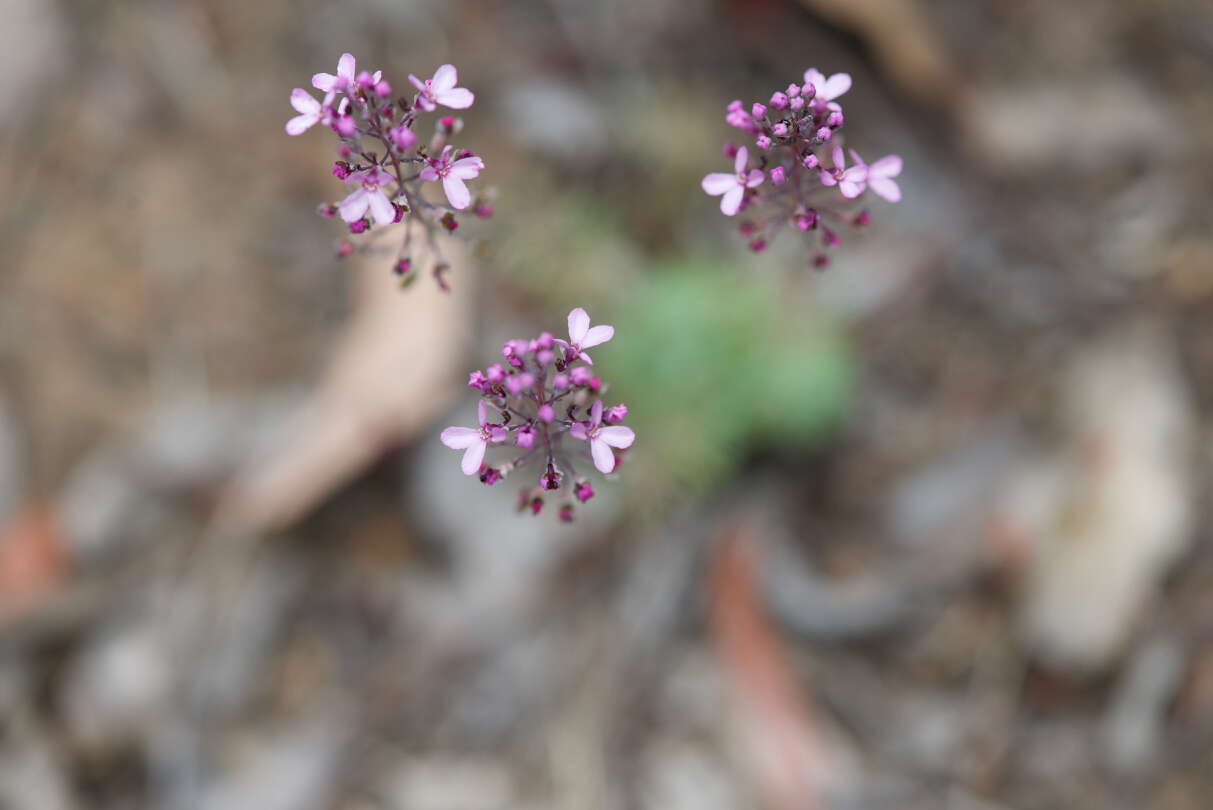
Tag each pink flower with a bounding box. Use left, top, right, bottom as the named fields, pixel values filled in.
left=570, top=401, right=634, bottom=474
left=802, top=68, right=851, bottom=102
left=701, top=145, right=764, bottom=216
left=819, top=146, right=866, bottom=199
left=313, top=53, right=380, bottom=95
left=419, top=146, right=484, bottom=210
left=441, top=401, right=507, bottom=475
left=851, top=151, right=902, bottom=202
left=338, top=168, right=396, bottom=225
left=285, top=88, right=332, bottom=135
left=559, top=307, right=614, bottom=365
left=408, top=64, right=474, bottom=112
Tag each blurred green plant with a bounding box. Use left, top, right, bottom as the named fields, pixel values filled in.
left=610, top=261, right=853, bottom=493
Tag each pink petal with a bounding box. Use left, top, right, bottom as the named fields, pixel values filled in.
left=819, top=169, right=837, bottom=187
left=702, top=173, right=737, bottom=196
left=338, top=189, right=369, bottom=222
left=430, top=64, right=458, bottom=93
left=312, top=73, right=337, bottom=92
left=720, top=186, right=744, bottom=216
left=580, top=324, right=614, bottom=349
left=408, top=73, right=426, bottom=92
left=744, top=169, right=764, bottom=188
left=442, top=175, right=471, bottom=210
left=447, top=156, right=484, bottom=180
left=578, top=351, right=594, bottom=366
left=870, top=154, right=903, bottom=178
left=869, top=176, right=901, bottom=202
left=590, top=438, right=616, bottom=474
left=597, top=426, right=634, bottom=449
left=285, top=114, right=316, bottom=135
left=733, top=145, right=749, bottom=174
left=290, top=88, right=320, bottom=114
left=570, top=422, right=589, bottom=441
left=821, top=72, right=851, bottom=100
left=460, top=440, right=487, bottom=475
left=436, top=87, right=474, bottom=109
left=419, top=166, right=440, bottom=182
left=367, top=190, right=395, bottom=225
left=477, top=400, right=488, bottom=427
left=590, top=400, right=603, bottom=428
left=832, top=145, right=845, bottom=169
left=848, top=149, right=865, bottom=167
left=337, top=53, right=356, bottom=82
left=803, top=68, right=825, bottom=89
left=440, top=426, right=481, bottom=449
left=568, top=308, right=590, bottom=344
left=839, top=177, right=865, bottom=199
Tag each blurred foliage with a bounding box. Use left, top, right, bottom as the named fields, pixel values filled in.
left=610, top=260, right=853, bottom=493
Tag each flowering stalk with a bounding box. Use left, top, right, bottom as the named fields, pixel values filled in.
left=441, top=308, right=634, bottom=521
left=701, top=67, right=902, bottom=268
left=286, top=55, right=491, bottom=289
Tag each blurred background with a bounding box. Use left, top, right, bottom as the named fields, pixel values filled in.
left=3, top=0, right=1213, bottom=808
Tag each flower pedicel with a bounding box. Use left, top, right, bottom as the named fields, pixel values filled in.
left=286, top=54, right=489, bottom=289
left=441, top=308, right=634, bottom=522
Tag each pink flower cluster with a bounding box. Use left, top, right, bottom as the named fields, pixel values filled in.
left=286, top=54, right=490, bottom=288
left=441, top=308, right=634, bottom=521
left=701, top=67, right=902, bottom=268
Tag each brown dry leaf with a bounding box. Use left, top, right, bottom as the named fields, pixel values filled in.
left=217, top=245, right=473, bottom=533
left=709, top=523, right=830, bottom=810
left=0, top=504, right=68, bottom=625
left=797, top=0, right=959, bottom=105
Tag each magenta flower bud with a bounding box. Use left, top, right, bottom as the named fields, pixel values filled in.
left=769, top=92, right=789, bottom=110
left=813, top=254, right=830, bottom=269
left=569, top=367, right=591, bottom=386
left=727, top=99, right=744, bottom=112
left=589, top=376, right=601, bottom=391
left=827, top=111, right=843, bottom=127
left=575, top=480, right=594, bottom=502
left=337, top=144, right=352, bottom=158
left=755, top=135, right=772, bottom=150
left=802, top=82, right=816, bottom=100
left=474, top=202, right=493, bottom=218
left=605, top=404, right=627, bottom=424
left=486, top=363, right=505, bottom=382
left=337, top=240, right=353, bottom=257
left=855, top=210, right=871, bottom=226
left=770, top=166, right=787, bottom=186
left=772, top=122, right=789, bottom=138
left=789, top=96, right=804, bottom=111
left=317, top=203, right=336, bottom=218
left=803, top=153, right=819, bottom=170
left=335, top=116, right=356, bottom=137
left=356, top=70, right=375, bottom=89
left=787, top=83, right=801, bottom=98
left=537, top=349, right=554, bottom=364
left=440, top=115, right=455, bottom=131
left=374, top=80, right=391, bottom=97
left=552, top=373, right=569, bottom=390
left=815, top=126, right=831, bottom=141
left=822, top=228, right=840, bottom=247
left=749, top=238, right=767, bottom=253
left=739, top=221, right=755, bottom=237
left=794, top=210, right=817, bottom=231
left=392, top=204, right=405, bottom=223
left=559, top=505, right=574, bottom=522
left=723, top=141, right=739, bottom=159
left=751, top=102, right=767, bottom=119
left=390, top=124, right=416, bottom=151
left=468, top=370, right=487, bottom=388
left=538, top=403, right=555, bottom=423
left=480, top=467, right=501, bottom=485
left=506, top=375, right=525, bottom=395
left=332, top=161, right=351, bottom=180
left=536, top=331, right=554, bottom=349
left=516, top=425, right=536, bottom=449
left=530, top=497, right=544, bottom=515
left=541, top=464, right=560, bottom=490
left=395, top=257, right=412, bottom=275
left=349, top=219, right=368, bottom=234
